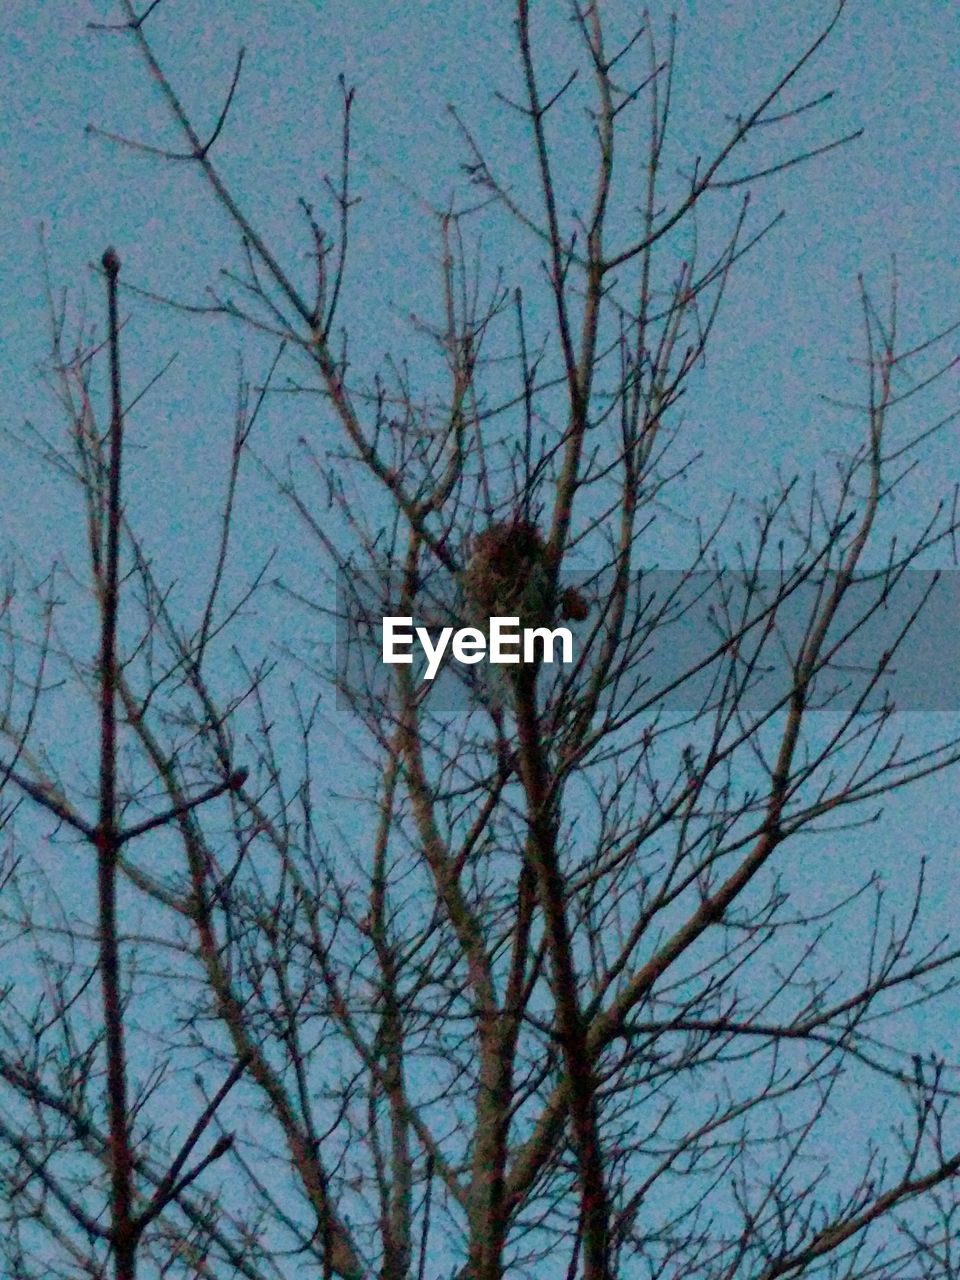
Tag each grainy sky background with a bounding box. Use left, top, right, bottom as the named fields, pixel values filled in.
left=2, top=5, right=956, bottom=810
left=0, top=0, right=958, bottom=1248
left=1, top=0, right=957, bottom=553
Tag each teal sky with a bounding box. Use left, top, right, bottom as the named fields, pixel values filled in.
left=2, top=0, right=959, bottom=1066
left=0, top=2, right=959, bottom=1268
left=1, top=0, right=958, bottom=979
left=1, top=2, right=957, bottom=540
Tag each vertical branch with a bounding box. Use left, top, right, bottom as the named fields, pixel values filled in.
left=513, top=668, right=611, bottom=1280
left=97, top=246, right=137, bottom=1280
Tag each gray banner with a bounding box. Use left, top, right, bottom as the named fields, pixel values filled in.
left=335, top=568, right=959, bottom=714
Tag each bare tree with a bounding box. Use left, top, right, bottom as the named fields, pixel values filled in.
left=1, top=3, right=960, bottom=1279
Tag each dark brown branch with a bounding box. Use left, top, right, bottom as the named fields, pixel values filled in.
left=97, top=245, right=138, bottom=1280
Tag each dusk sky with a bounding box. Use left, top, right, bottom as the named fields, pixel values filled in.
left=3, top=0, right=957, bottom=859
left=2, top=1, right=957, bottom=547
left=0, top=2, right=958, bottom=1273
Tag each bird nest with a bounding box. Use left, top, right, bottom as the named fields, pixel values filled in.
left=463, top=518, right=589, bottom=628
